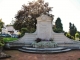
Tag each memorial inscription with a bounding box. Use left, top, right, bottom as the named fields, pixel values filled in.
left=37, top=15, right=52, bottom=40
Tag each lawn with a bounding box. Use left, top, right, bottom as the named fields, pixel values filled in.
left=3, top=37, right=18, bottom=42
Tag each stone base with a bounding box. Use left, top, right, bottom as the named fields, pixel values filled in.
left=15, top=33, right=37, bottom=43
left=52, top=32, right=75, bottom=43
left=18, top=47, right=71, bottom=54
left=15, top=32, right=74, bottom=44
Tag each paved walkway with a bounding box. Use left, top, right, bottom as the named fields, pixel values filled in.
left=1, top=50, right=80, bottom=60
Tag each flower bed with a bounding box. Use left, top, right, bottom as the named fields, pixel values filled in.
left=32, top=41, right=58, bottom=48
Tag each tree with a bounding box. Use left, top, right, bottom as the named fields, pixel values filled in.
left=77, top=31, right=80, bottom=39
left=0, top=37, right=4, bottom=56
left=75, top=32, right=79, bottom=39
left=69, top=22, right=77, bottom=37
left=0, top=19, right=4, bottom=32
left=0, top=19, right=4, bottom=56
left=14, top=0, right=53, bottom=32
left=53, top=17, right=63, bottom=33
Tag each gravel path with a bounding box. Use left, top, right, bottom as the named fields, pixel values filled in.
left=1, top=50, right=80, bottom=60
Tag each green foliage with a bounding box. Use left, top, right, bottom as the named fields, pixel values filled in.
left=0, top=19, right=4, bottom=32
left=30, top=28, right=36, bottom=33
left=21, top=28, right=35, bottom=36
left=76, top=31, right=80, bottom=39
left=66, top=33, right=71, bottom=38
left=32, top=41, right=58, bottom=48
left=21, top=28, right=28, bottom=36
left=64, top=32, right=67, bottom=35
left=53, top=17, right=63, bottom=33
left=53, top=28, right=63, bottom=33
left=3, top=37, right=18, bottom=42
left=75, top=32, right=79, bottom=38
left=66, top=32, right=75, bottom=40
left=75, top=32, right=80, bottom=40
left=69, top=22, right=77, bottom=37
left=65, top=31, right=80, bottom=40
left=0, top=28, right=2, bottom=32
left=21, top=28, right=29, bottom=33
left=65, top=23, right=79, bottom=40
left=0, top=37, right=4, bottom=47
left=55, top=18, right=62, bottom=28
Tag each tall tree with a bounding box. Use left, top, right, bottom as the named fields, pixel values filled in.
left=14, top=0, right=53, bottom=32
left=0, top=37, right=4, bottom=56
left=69, top=22, right=77, bottom=37
left=53, top=17, right=63, bottom=33
left=0, top=19, right=4, bottom=55
left=0, top=19, right=4, bottom=32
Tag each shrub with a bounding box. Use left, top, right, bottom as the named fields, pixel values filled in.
left=0, top=37, right=4, bottom=47
left=0, top=37, right=4, bottom=55
left=21, top=28, right=29, bottom=36
left=53, top=28, right=63, bottom=33
left=32, top=41, right=58, bottom=48
left=21, top=28, right=36, bottom=37
left=0, top=28, right=2, bottom=32
left=33, top=38, right=57, bottom=48
left=30, top=28, right=36, bottom=33
left=75, top=33, right=79, bottom=38
left=66, top=33, right=75, bottom=40
left=64, top=32, right=67, bottom=35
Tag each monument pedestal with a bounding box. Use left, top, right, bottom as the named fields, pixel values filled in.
left=16, top=14, right=53, bottom=43
left=36, top=14, right=53, bottom=40
left=15, top=14, right=74, bottom=44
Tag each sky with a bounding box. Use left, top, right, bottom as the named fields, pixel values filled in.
left=0, top=0, right=80, bottom=32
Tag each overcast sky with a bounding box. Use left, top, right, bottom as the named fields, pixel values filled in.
left=0, top=0, right=80, bottom=32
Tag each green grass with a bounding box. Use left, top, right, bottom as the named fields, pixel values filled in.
left=3, top=37, right=18, bottom=42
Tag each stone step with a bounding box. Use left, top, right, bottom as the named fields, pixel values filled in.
left=22, top=47, right=66, bottom=51
left=5, top=42, right=32, bottom=49
left=53, top=33, right=75, bottom=43
left=18, top=47, right=71, bottom=53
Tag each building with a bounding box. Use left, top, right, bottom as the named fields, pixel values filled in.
left=2, top=25, right=19, bottom=35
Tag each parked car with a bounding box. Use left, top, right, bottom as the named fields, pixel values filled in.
left=11, top=34, right=18, bottom=38
left=0, top=34, right=11, bottom=37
